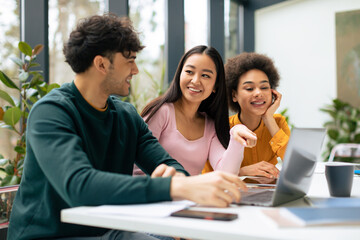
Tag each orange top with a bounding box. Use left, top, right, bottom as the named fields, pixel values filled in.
left=202, top=113, right=290, bottom=174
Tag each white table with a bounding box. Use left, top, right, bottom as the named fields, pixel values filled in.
left=61, top=164, right=360, bottom=240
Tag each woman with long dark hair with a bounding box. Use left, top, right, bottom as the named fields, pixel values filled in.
left=134, top=45, right=256, bottom=175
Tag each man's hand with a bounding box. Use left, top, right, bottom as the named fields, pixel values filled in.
left=170, top=171, right=247, bottom=207
left=151, top=164, right=185, bottom=177
left=239, top=161, right=279, bottom=179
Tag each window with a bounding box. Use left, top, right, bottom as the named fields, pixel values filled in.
left=127, top=0, right=166, bottom=112
left=184, top=0, right=208, bottom=51
left=225, top=0, right=242, bottom=60
left=48, top=0, right=105, bottom=85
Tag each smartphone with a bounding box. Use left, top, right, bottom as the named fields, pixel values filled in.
left=171, top=209, right=238, bottom=221
left=272, top=93, right=276, bottom=103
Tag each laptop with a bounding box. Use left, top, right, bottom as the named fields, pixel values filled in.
left=238, top=127, right=327, bottom=207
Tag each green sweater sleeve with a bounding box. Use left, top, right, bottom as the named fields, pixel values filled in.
left=27, top=99, right=178, bottom=206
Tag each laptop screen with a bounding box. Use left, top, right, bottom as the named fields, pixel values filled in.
left=272, top=128, right=327, bottom=206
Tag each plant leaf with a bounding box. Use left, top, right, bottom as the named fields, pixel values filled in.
left=14, top=146, right=26, bottom=154
left=347, top=121, right=357, bottom=132
left=19, top=71, right=29, bottom=82
left=19, top=41, right=33, bottom=56
left=24, top=111, right=29, bottom=119
left=28, top=95, right=38, bottom=104
left=327, top=129, right=339, bottom=140
left=9, top=175, right=21, bottom=185
left=0, top=159, right=9, bottom=166
left=47, top=83, right=60, bottom=92
left=28, top=62, right=40, bottom=68
left=36, top=85, right=47, bottom=97
left=10, top=56, right=24, bottom=67
left=17, top=159, right=24, bottom=169
left=29, top=72, right=43, bottom=87
left=0, top=71, right=20, bottom=90
left=0, top=122, right=15, bottom=130
left=354, top=133, right=360, bottom=143
left=323, top=121, right=335, bottom=128
left=280, top=108, right=288, bottom=115
left=22, top=83, right=30, bottom=89
left=0, top=89, right=16, bottom=106
left=338, top=136, right=350, bottom=143
left=33, top=44, right=44, bottom=55
left=5, top=164, right=14, bottom=175
left=3, top=106, right=22, bottom=126
left=1, top=175, right=12, bottom=186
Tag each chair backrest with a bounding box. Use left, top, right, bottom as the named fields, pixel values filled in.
left=328, top=143, right=360, bottom=162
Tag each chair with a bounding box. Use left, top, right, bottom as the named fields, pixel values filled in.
left=328, top=143, right=360, bottom=162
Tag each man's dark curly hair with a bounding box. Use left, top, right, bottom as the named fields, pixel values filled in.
left=63, top=13, right=144, bottom=73
left=225, top=52, right=280, bottom=113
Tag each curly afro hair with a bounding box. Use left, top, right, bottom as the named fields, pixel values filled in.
left=225, top=52, right=280, bottom=112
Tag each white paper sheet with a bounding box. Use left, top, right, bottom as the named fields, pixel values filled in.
left=87, top=200, right=195, bottom=218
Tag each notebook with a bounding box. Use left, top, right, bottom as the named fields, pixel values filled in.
left=238, top=127, right=327, bottom=207
left=263, top=207, right=360, bottom=227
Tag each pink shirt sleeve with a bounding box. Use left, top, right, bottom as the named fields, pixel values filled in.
left=209, top=125, right=245, bottom=175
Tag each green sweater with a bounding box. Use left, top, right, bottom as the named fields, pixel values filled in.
left=8, top=82, right=187, bottom=240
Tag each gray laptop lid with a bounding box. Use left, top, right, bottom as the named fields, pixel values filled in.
left=240, top=127, right=326, bottom=206
left=272, top=127, right=326, bottom=206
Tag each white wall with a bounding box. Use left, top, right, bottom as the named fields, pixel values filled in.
left=255, top=0, right=360, bottom=128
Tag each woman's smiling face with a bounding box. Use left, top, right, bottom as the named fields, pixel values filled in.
left=179, top=53, right=217, bottom=104
left=232, top=69, right=272, bottom=117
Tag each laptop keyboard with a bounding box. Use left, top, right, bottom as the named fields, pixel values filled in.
left=240, top=190, right=274, bottom=206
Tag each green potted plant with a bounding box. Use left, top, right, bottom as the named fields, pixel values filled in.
left=0, top=41, right=59, bottom=229
left=0, top=42, right=59, bottom=186
left=320, top=98, right=360, bottom=162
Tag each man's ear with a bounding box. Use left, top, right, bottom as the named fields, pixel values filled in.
left=93, top=55, right=108, bottom=74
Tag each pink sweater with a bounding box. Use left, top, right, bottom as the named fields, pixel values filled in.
left=134, top=103, right=244, bottom=175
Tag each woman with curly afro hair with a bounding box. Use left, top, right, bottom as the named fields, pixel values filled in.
left=203, top=52, right=290, bottom=179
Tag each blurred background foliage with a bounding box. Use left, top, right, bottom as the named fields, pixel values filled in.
left=320, top=98, right=360, bottom=162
